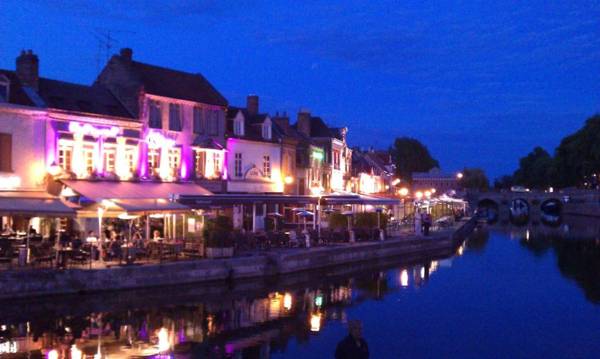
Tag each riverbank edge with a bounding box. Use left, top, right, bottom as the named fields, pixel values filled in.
left=0, top=218, right=477, bottom=299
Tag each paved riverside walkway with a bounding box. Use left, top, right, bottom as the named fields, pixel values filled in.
left=0, top=219, right=476, bottom=299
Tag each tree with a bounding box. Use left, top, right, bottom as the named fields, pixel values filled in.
left=512, top=146, right=555, bottom=189
left=459, top=168, right=489, bottom=191
left=553, top=115, right=600, bottom=187
left=493, top=175, right=514, bottom=190
left=389, top=137, right=439, bottom=181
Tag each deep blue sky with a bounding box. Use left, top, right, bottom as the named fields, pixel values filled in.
left=1, top=1, right=599, bottom=179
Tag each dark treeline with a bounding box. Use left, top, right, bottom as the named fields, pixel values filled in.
left=496, top=114, right=600, bottom=190
left=389, top=137, right=489, bottom=190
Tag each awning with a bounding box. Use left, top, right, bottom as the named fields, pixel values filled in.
left=113, top=198, right=189, bottom=213
left=178, top=194, right=317, bottom=208
left=61, top=179, right=212, bottom=201
left=322, top=194, right=400, bottom=206
left=177, top=193, right=400, bottom=208
left=0, top=191, right=78, bottom=217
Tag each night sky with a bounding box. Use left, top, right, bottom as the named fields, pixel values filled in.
left=1, top=1, right=599, bottom=179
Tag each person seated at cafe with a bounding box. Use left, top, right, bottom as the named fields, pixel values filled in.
left=108, top=238, right=122, bottom=260
left=2, top=224, right=14, bottom=236
left=28, top=225, right=37, bottom=235
left=86, top=231, right=98, bottom=244
left=152, top=230, right=162, bottom=241
left=59, top=231, right=70, bottom=248
left=71, top=233, right=83, bottom=250
left=132, top=231, right=144, bottom=247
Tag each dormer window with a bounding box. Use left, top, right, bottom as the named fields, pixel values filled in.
left=262, top=119, right=272, bottom=140
left=0, top=75, right=9, bottom=102
left=234, top=117, right=244, bottom=136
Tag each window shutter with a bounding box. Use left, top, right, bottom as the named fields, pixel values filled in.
left=0, top=133, right=12, bottom=172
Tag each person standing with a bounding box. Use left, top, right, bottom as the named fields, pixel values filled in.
left=335, top=320, right=369, bottom=359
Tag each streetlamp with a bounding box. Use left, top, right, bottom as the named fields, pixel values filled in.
left=456, top=172, right=463, bottom=180
left=47, top=162, right=62, bottom=177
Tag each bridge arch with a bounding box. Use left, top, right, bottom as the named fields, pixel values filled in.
left=477, top=198, right=499, bottom=223
left=540, top=198, right=562, bottom=226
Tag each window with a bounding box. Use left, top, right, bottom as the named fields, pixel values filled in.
left=58, top=145, right=72, bottom=173
left=263, top=155, right=271, bottom=178
left=169, top=104, right=182, bottom=131
left=0, top=76, right=9, bottom=102
left=195, top=150, right=206, bottom=177
left=262, top=122, right=271, bottom=140
left=168, top=148, right=181, bottom=174
left=208, top=110, right=219, bottom=136
left=125, top=149, right=136, bottom=174
left=213, top=152, right=222, bottom=176
left=193, top=107, right=204, bottom=134
left=148, top=100, right=162, bottom=129
left=234, top=118, right=244, bottom=136
left=148, top=149, right=160, bottom=176
left=333, top=150, right=340, bottom=170
left=234, top=153, right=243, bottom=178
left=0, top=133, right=12, bottom=172
left=104, top=148, right=116, bottom=173
left=83, top=147, right=95, bottom=175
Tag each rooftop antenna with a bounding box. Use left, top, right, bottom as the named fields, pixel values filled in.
left=91, top=28, right=136, bottom=72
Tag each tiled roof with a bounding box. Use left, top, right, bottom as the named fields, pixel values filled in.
left=290, top=116, right=344, bottom=140
left=130, top=60, right=227, bottom=107
left=226, top=106, right=277, bottom=143
left=0, top=69, right=35, bottom=106
left=37, top=78, right=133, bottom=118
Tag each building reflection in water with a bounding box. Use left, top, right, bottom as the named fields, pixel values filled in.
left=0, top=260, right=443, bottom=358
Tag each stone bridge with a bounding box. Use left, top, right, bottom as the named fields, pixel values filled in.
left=466, top=190, right=598, bottom=223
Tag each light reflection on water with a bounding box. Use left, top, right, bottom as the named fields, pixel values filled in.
left=4, top=215, right=600, bottom=357
left=0, top=258, right=443, bottom=358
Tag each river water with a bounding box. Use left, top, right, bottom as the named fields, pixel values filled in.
left=2, top=216, right=600, bottom=358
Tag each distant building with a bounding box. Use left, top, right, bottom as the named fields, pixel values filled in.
left=412, top=168, right=458, bottom=193
left=351, top=148, right=395, bottom=194
left=291, top=110, right=351, bottom=194
left=273, top=112, right=324, bottom=196
left=225, top=95, right=283, bottom=194
left=95, top=48, right=228, bottom=191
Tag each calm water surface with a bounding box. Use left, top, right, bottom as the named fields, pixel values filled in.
left=2, top=216, right=600, bottom=358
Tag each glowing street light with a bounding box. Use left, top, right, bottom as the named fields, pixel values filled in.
left=47, top=162, right=62, bottom=177
left=415, top=191, right=423, bottom=200
left=456, top=172, right=464, bottom=179
left=424, top=190, right=431, bottom=198
left=284, top=176, right=294, bottom=185
left=431, top=188, right=436, bottom=194
left=398, top=187, right=409, bottom=197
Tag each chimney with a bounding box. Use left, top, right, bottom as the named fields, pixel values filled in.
left=297, top=109, right=311, bottom=137
left=247, top=95, right=259, bottom=116
left=274, top=114, right=290, bottom=133
left=120, top=48, right=133, bottom=63
left=16, top=50, right=39, bottom=91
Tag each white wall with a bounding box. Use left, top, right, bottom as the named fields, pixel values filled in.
left=0, top=105, right=47, bottom=190
left=226, top=138, right=283, bottom=193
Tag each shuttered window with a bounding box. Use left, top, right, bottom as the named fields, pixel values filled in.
left=148, top=100, right=162, bottom=129
left=0, top=133, right=12, bottom=172
left=193, top=107, right=204, bottom=134
left=169, top=104, right=182, bottom=131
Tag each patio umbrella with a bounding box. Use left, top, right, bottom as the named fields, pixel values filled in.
left=296, top=210, right=314, bottom=231
left=118, top=212, right=139, bottom=264
left=341, top=210, right=354, bottom=232
left=267, top=212, right=283, bottom=231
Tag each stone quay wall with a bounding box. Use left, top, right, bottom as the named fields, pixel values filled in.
left=0, top=218, right=476, bottom=299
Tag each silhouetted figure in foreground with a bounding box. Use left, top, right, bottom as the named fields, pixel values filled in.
left=335, top=320, right=369, bottom=359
